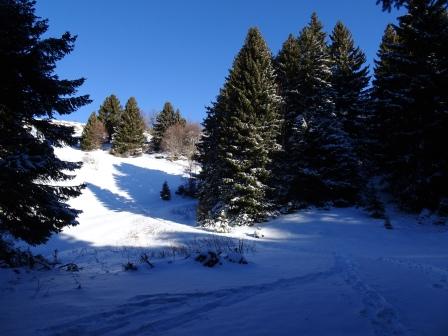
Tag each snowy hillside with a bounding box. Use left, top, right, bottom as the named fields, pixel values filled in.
left=1, top=124, right=448, bottom=336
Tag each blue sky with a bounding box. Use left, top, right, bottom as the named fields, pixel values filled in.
left=35, top=0, right=401, bottom=123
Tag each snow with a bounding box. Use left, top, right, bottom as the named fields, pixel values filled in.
left=1, top=129, right=448, bottom=336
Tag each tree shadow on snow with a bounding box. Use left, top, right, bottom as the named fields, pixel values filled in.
left=87, top=162, right=197, bottom=226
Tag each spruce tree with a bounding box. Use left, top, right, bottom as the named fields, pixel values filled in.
left=272, top=34, right=301, bottom=204
left=372, top=0, right=448, bottom=212
left=369, top=24, right=400, bottom=171
left=196, top=97, right=226, bottom=222
left=329, top=21, right=370, bottom=141
left=151, top=102, right=186, bottom=152
left=97, top=94, right=123, bottom=141
left=0, top=0, right=90, bottom=245
left=198, top=27, right=282, bottom=226
left=284, top=13, right=360, bottom=205
left=160, top=181, right=171, bottom=200
left=112, top=97, right=146, bottom=156
left=80, top=112, right=106, bottom=151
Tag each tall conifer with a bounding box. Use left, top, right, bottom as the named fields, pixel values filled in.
left=198, top=27, right=282, bottom=226
left=329, top=21, right=370, bottom=140
left=0, top=0, right=90, bottom=245
left=97, top=94, right=123, bottom=141
left=112, top=97, right=146, bottom=156
left=283, top=13, right=360, bottom=205
left=372, top=0, right=448, bottom=212
left=272, top=35, right=301, bottom=204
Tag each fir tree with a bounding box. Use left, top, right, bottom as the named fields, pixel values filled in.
left=196, top=97, right=226, bottom=221
left=160, top=181, right=171, bottom=200
left=80, top=112, right=106, bottom=151
left=329, top=21, right=370, bottom=141
left=97, top=94, right=123, bottom=141
left=112, top=97, right=146, bottom=157
left=272, top=34, right=301, bottom=204
left=198, top=27, right=282, bottom=226
left=372, top=0, right=448, bottom=212
left=369, top=24, right=400, bottom=171
left=0, top=0, right=90, bottom=245
left=284, top=13, right=360, bottom=205
left=151, top=102, right=186, bottom=152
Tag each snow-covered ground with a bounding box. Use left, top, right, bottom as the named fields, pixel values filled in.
left=1, top=141, right=448, bottom=336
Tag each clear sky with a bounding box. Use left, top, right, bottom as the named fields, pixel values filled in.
left=35, top=0, right=401, bottom=123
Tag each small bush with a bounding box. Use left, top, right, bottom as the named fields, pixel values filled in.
left=176, top=178, right=199, bottom=198
left=195, top=251, right=221, bottom=267
left=139, top=253, right=154, bottom=268
left=122, top=261, right=138, bottom=271
left=160, top=181, right=171, bottom=200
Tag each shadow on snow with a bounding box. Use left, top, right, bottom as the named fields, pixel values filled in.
left=87, top=162, right=197, bottom=226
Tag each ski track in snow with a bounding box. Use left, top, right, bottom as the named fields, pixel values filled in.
left=337, top=255, right=409, bottom=336
left=40, top=259, right=343, bottom=336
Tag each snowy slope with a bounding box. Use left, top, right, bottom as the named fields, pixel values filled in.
left=1, top=130, right=448, bottom=336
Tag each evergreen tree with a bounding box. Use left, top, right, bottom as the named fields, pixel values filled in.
left=97, top=94, right=123, bottom=141
left=151, top=102, right=186, bottom=152
left=283, top=13, right=360, bottom=205
left=0, top=0, right=90, bottom=245
left=196, top=96, right=226, bottom=222
left=160, top=181, right=171, bottom=200
left=112, top=97, right=146, bottom=156
left=80, top=112, right=106, bottom=151
left=329, top=21, right=370, bottom=141
left=372, top=0, right=448, bottom=212
left=369, top=24, right=400, bottom=171
left=198, top=27, right=282, bottom=226
left=272, top=34, right=301, bottom=204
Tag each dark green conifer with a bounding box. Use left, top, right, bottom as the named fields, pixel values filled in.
left=329, top=21, right=370, bottom=140
left=272, top=34, right=301, bottom=204
left=0, top=0, right=90, bottom=245
left=80, top=112, right=106, bottom=151
left=151, top=102, right=186, bottom=152
left=160, top=181, right=171, bottom=201
left=112, top=97, right=146, bottom=156
left=198, top=27, right=282, bottom=226
left=372, top=0, right=448, bottom=211
left=285, top=13, right=360, bottom=205
left=369, top=24, right=400, bottom=171
left=97, top=94, right=123, bottom=141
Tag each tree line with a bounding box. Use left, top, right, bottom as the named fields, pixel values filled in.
left=198, top=0, right=448, bottom=228
left=80, top=96, right=200, bottom=159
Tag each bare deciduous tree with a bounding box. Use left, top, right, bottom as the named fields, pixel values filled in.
left=161, top=123, right=186, bottom=159
left=161, top=122, right=201, bottom=160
